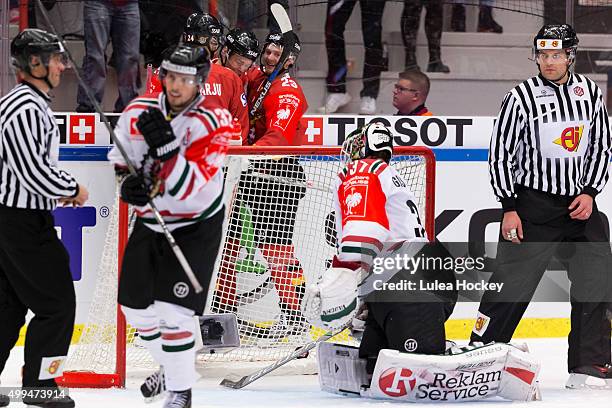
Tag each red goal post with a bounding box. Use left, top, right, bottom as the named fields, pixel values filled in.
left=58, top=145, right=435, bottom=389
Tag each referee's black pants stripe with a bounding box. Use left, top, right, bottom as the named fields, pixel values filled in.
left=471, top=187, right=612, bottom=370
left=0, top=205, right=76, bottom=387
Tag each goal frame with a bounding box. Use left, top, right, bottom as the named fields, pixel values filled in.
left=57, top=145, right=435, bottom=388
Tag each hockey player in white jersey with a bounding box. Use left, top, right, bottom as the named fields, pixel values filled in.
left=303, top=123, right=541, bottom=402
left=108, top=45, right=236, bottom=408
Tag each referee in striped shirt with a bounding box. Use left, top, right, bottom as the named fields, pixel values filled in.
left=471, top=24, right=612, bottom=382
left=0, top=29, right=88, bottom=406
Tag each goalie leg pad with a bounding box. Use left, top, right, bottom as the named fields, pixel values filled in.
left=366, top=343, right=541, bottom=402
left=317, top=342, right=370, bottom=396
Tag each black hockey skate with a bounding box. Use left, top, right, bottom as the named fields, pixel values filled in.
left=566, top=364, right=612, bottom=389
left=141, top=367, right=166, bottom=402
left=0, top=393, right=8, bottom=407
left=163, top=389, right=191, bottom=408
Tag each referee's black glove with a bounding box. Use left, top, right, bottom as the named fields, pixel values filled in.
left=120, top=174, right=150, bottom=206
left=136, top=108, right=180, bottom=161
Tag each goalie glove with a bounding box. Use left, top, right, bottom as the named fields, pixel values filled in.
left=302, top=258, right=363, bottom=331
left=136, top=108, right=180, bottom=161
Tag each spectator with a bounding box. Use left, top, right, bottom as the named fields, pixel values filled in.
left=401, top=0, right=449, bottom=73
left=392, top=70, right=433, bottom=116
left=75, top=0, right=140, bottom=113
left=451, top=1, right=503, bottom=33
left=320, top=0, right=387, bottom=115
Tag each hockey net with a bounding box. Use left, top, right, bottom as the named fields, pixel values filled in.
left=59, top=146, right=435, bottom=388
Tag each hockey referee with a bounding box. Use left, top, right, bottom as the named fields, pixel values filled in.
left=0, top=29, right=88, bottom=407
left=472, top=24, right=612, bottom=384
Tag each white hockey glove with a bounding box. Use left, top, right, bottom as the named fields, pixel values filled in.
left=302, top=258, right=363, bottom=331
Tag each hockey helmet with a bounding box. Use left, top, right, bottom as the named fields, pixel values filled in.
left=159, top=45, right=211, bottom=85
left=181, top=13, right=224, bottom=54
left=261, top=31, right=301, bottom=69
left=342, top=122, right=394, bottom=163
left=11, top=28, right=68, bottom=74
left=533, top=24, right=579, bottom=64
left=225, top=28, right=260, bottom=61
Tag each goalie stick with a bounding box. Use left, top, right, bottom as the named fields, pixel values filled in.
left=248, top=3, right=296, bottom=120
left=219, top=323, right=350, bottom=389
left=34, top=0, right=204, bottom=293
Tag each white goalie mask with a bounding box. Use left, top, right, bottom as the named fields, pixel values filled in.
left=341, top=122, right=394, bottom=163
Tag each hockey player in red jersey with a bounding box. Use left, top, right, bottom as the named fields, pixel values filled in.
left=146, top=13, right=249, bottom=142
left=214, top=32, right=310, bottom=338
left=246, top=31, right=308, bottom=146
left=220, top=28, right=260, bottom=86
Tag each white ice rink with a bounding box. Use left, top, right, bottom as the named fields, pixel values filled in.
left=2, top=338, right=611, bottom=407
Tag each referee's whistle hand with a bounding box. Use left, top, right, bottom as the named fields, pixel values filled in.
left=501, top=211, right=523, bottom=243
left=568, top=194, right=593, bottom=220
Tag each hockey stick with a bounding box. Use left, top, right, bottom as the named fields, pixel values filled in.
left=219, top=323, right=349, bottom=389
left=35, top=0, right=204, bottom=293
left=248, top=3, right=296, bottom=120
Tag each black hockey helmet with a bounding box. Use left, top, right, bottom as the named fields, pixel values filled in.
left=533, top=24, right=579, bottom=64
left=11, top=28, right=67, bottom=72
left=225, top=28, right=259, bottom=61
left=159, top=45, right=211, bottom=85
left=342, top=122, right=394, bottom=163
left=181, top=13, right=224, bottom=55
left=260, top=31, right=301, bottom=72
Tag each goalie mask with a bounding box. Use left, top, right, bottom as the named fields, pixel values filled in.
left=159, top=45, right=211, bottom=86
left=532, top=24, right=579, bottom=81
left=342, top=122, right=394, bottom=163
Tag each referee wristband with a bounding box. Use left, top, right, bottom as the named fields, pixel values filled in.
left=581, top=186, right=598, bottom=199
left=500, top=197, right=516, bottom=212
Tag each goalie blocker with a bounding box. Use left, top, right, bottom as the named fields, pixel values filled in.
left=318, top=342, right=541, bottom=402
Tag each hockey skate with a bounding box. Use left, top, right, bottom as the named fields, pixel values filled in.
left=140, top=367, right=166, bottom=402
left=566, top=364, right=612, bottom=390
left=163, top=389, right=191, bottom=408
left=0, top=393, right=8, bottom=407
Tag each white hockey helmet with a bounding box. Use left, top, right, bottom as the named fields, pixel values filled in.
left=342, top=122, right=394, bottom=163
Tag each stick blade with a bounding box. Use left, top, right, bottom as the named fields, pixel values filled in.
left=220, top=375, right=247, bottom=389
left=271, top=3, right=292, bottom=33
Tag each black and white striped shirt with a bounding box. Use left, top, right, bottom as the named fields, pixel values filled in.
left=489, top=73, right=611, bottom=210
left=0, top=82, right=77, bottom=210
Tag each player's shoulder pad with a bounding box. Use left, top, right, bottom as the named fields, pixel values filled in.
left=123, top=95, right=160, bottom=113
left=338, top=159, right=388, bottom=181
left=190, top=103, right=232, bottom=131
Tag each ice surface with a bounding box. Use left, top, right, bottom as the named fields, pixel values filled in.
left=2, top=338, right=611, bottom=407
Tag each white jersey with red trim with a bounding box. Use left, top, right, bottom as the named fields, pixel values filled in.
left=108, top=92, right=233, bottom=231
left=333, top=158, right=426, bottom=264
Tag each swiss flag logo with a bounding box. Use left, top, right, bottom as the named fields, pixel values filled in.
left=69, top=114, right=95, bottom=144
left=300, top=116, right=323, bottom=145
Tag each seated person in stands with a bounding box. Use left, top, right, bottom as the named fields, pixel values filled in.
left=392, top=70, right=433, bottom=116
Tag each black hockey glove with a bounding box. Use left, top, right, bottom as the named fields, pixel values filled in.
left=120, top=174, right=150, bottom=206
left=136, top=108, right=180, bottom=161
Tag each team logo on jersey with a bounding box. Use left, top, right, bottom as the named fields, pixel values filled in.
left=345, top=187, right=364, bottom=215
left=173, top=282, right=190, bottom=298
left=378, top=367, right=417, bottom=397
left=573, top=86, right=584, bottom=97
left=553, top=125, right=583, bottom=152
left=183, top=127, right=192, bottom=146
left=473, top=312, right=490, bottom=337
